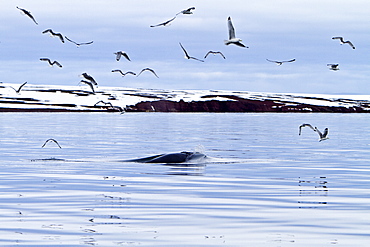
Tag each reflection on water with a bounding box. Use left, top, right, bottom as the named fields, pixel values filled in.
left=0, top=113, right=370, bottom=246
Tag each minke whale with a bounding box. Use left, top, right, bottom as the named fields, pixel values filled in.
left=121, top=151, right=206, bottom=163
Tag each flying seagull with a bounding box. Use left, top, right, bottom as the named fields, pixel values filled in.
left=81, top=73, right=97, bottom=85
left=9, top=81, right=27, bottom=94
left=41, top=139, right=62, bottom=148
left=65, top=36, right=93, bottom=47
left=111, top=70, right=136, bottom=76
left=299, top=123, right=329, bottom=142
left=79, top=80, right=95, bottom=94
left=114, top=51, right=131, bottom=61
left=150, top=16, right=177, bottom=27
left=266, top=58, right=296, bottom=66
left=16, top=6, right=38, bottom=25
left=179, top=42, right=204, bottom=62
left=137, top=68, right=159, bottom=78
left=42, top=29, right=65, bottom=43
left=204, top=51, right=226, bottom=59
left=327, top=64, right=340, bottom=71
left=177, top=7, right=195, bottom=15
left=40, top=58, right=62, bottom=68
left=332, top=37, right=355, bottom=49
left=224, top=16, right=248, bottom=48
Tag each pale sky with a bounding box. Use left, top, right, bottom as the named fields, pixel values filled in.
left=1, top=0, right=370, bottom=94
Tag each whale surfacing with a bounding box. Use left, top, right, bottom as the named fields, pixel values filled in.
left=123, top=151, right=206, bottom=164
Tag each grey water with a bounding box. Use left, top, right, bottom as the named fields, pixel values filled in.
left=0, top=112, right=369, bottom=246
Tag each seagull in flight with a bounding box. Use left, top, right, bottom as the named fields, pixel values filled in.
left=299, top=123, right=329, bottom=141
left=332, top=37, right=355, bottom=49
left=179, top=42, right=204, bottom=62
left=111, top=70, right=136, bottom=76
left=42, top=139, right=62, bottom=148
left=327, top=64, right=340, bottom=71
left=137, top=68, right=159, bottom=78
left=150, top=16, right=177, bottom=27
left=65, top=36, right=93, bottom=47
left=177, top=7, right=195, bottom=15
left=81, top=73, right=97, bottom=85
left=42, top=29, right=65, bottom=43
left=266, top=58, right=296, bottom=66
left=9, top=82, right=27, bottom=94
left=114, top=51, right=131, bottom=61
left=79, top=80, right=95, bottom=94
left=224, top=16, right=248, bottom=48
left=16, top=6, right=38, bottom=25
left=204, top=51, right=226, bottom=59
left=40, top=58, right=62, bottom=68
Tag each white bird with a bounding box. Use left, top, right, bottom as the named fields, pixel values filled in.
left=111, top=70, right=136, bottom=76
left=327, top=64, right=340, bottom=71
left=42, top=139, right=62, bottom=148
left=177, top=7, right=195, bottom=15
left=137, top=68, right=159, bottom=78
left=81, top=73, right=97, bottom=85
left=179, top=42, right=204, bottom=62
left=79, top=80, right=95, bottom=94
left=224, top=16, right=248, bottom=48
left=40, top=58, right=62, bottom=68
left=114, top=51, right=131, bottom=61
left=299, top=123, right=329, bottom=141
left=150, top=16, right=177, bottom=27
left=42, top=29, right=65, bottom=43
left=204, top=51, right=226, bottom=59
left=266, top=58, right=296, bottom=66
left=16, top=6, right=38, bottom=25
left=9, top=82, right=27, bottom=94
left=65, top=36, right=93, bottom=47
left=332, top=37, right=355, bottom=49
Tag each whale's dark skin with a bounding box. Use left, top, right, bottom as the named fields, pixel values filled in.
left=122, top=151, right=206, bottom=163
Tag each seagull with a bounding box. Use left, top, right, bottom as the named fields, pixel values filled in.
left=65, top=36, right=93, bottom=47
left=224, top=16, right=248, bottom=48
left=299, top=123, right=316, bottom=135
left=16, top=6, right=38, bottom=25
left=266, top=58, right=296, bottom=66
left=41, top=139, right=62, bottom=148
left=114, top=51, right=131, bottom=61
left=179, top=42, right=204, bottom=62
left=79, top=80, right=95, bottom=94
left=150, top=16, right=177, bottom=27
left=177, top=7, right=195, bottom=15
left=81, top=73, right=97, bottom=85
left=42, top=29, right=65, bottom=43
left=204, top=51, right=226, bottom=59
left=327, top=64, right=340, bottom=71
left=332, top=37, right=355, bottom=49
left=137, top=68, right=159, bottom=78
left=111, top=70, right=136, bottom=76
left=9, top=82, right=27, bottom=94
left=40, top=58, right=62, bottom=68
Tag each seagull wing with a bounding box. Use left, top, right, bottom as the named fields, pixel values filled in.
left=65, top=36, right=78, bottom=45
left=332, top=36, right=344, bottom=42
left=112, top=69, right=124, bottom=75
left=299, top=123, right=316, bottom=135
left=282, top=59, right=296, bottom=63
left=150, top=16, right=176, bottom=27
left=53, top=61, right=62, bottom=68
left=227, top=17, right=236, bottom=39
left=56, top=33, right=64, bottom=43
left=137, top=68, right=159, bottom=78
left=125, top=71, right=137, bottom=76
left=345, top=41, right=355, bottom=49
left=266, top=59, right=278, bottom=63
left=122, top=52, right=131, bottom=61
left=322, top=128, right=329, bottom=138
left=16, top=82, right=28, bottom=93
left=179, top=42, right=190, bottom=58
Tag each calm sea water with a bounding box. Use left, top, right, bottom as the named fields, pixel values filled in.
left=0, top=112, right=369, bottom=246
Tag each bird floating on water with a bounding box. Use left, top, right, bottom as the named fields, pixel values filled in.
left=16, top=6, right=38, bottom=25
left=177, top=7, right=195, bottom=15
left=224, top=16, right=248, bottom=48
left=65, top=36, right=93, bottom=47
left=42, top=29, right=65, bottom=43
left=41, top=139, right=62, bottom=148
left=9, top=82, right=27, bottom=94
left=204, top=51, right=226, bottom=59
left=137, top=68, right=159, bottom=78
left=332, top=37, right=355, bottom=49
left=40, top=58, right=62, bottom=68
left=111, top=70, right=136, bottom=76
left=266, top=58, right=296, bottom=66
left=179, top=42, right=204, bottom=62
left=81, top=73, right=97, bottom=85
left=114, top=51, right=131, bottom=61
left=327, top=64, right=340, bottom=71
left=299, top=123, right=329, bottom=142
left=150, top=16, right=177, bottom=27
